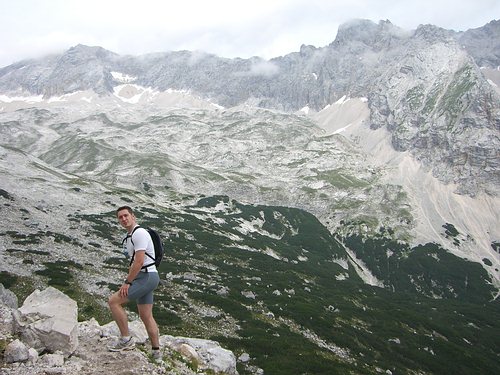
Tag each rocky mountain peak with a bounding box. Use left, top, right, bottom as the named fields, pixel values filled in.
left=458, top=19, right=500, bottom=68
left=332, top=19, right=408, bottom=50
left=60, top=44, right=119, bottom=64
left=413, top=23, right=456, bottom=43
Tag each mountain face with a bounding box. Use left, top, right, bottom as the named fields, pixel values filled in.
left=1, top=21, right=499, bottom=199
left=458, top=19, right=500, bottom=68
left=0, top=19, right=499, bottom=375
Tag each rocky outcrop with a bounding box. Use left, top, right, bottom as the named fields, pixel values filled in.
left=0, top=285, right=239, bottom=375
left=15, top=287, right=79, bottom=356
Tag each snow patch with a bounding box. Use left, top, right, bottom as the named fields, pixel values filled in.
left=113, top=84, right=157, bottom=103
left=111, top=71, right=137, bottom=83
left=0, top=94, right=43, bottom=103
left=47, top=91, right=92, bottom=103
left=299, top=105, right=310, bottom=114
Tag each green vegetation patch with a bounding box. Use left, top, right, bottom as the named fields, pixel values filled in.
left=311, top=169, right=370, bottom=189
left=405, top=84, right=425, bottom=111
left=0, top=189, right=14, bottom=201
left=491, top=241, right=500, bottom=254
left=438, top=64, right=476, bottom=125
left=343, top=233, right=495, bottom=303
left=443, top=223, right=460, bottom=237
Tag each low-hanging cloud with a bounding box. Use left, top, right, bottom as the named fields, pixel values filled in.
left=248, top=60, right=280, bottom=77
left=0, top=0, right=498, bottom=68
left=232, top=60, right=280, bottom=78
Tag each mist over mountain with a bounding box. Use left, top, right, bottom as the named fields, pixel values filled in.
left=1, top=19, right=499, bottom=198
left=0, top=19, right=499, bottom=375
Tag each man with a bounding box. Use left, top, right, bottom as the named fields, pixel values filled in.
left=108, top=205, right=161, bottom=362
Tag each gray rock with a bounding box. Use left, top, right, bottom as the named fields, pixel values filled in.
left=27, top=347, right=38, bottom=364
left=238, top=352, right=251, bottom=362
left=4, top=339, right=29, bottom=363
left=40, top=352, right=65, bottom=367
left=0, top=283, right=18, bottom=308
left=0, top=305, right=15, bottom=336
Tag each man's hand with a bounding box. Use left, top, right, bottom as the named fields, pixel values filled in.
left=119, top=283, right=130, bottom=297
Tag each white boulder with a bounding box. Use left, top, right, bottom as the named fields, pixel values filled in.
left=17, top=286, right=78, bottom=356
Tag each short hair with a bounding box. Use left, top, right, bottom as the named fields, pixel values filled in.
left=116, top=206, right=134, bottom=215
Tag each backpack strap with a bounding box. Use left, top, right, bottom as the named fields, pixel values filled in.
left=123, top=226, right=155, bottom=272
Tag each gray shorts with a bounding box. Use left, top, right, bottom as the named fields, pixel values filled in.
left=128, top=271, right=159, bottom=305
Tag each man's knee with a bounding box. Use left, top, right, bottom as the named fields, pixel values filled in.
left=108, top=293, right=124, bottom=308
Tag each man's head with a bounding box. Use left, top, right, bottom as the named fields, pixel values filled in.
left=116, top=206, right=136, bottom=230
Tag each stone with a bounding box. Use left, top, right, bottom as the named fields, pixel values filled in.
left=4, top=339, right=29, bottom=363
left=0, top=304, right=15, bottom=336
left=17, top=287, right=78, bottom=356
left=0, top=283, right=18, bottom=308
left=27, top=347, right=38, bottom=364
left=100, top=319, right=149, bottom=344
left=238, top=352, right=251, bottom=362
left=40, top=352, right=65, bottom=367
left=178, top=343, right=201, bottom=363
left=161, top=335, right=238, bottom=375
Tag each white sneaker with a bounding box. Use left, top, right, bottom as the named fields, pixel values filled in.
left=152, top=349, right=163, bottom=363
left=108, top=336, right=135, bottom=352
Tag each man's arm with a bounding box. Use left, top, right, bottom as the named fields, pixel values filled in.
left=119, top=250, right=145, bottom=297
left=127, top=250, right=145, bottom=282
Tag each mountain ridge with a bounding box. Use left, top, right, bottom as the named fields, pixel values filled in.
left=1, top=19, right=498, bottom=199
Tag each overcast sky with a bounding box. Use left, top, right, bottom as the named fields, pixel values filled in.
left=0, top=0, right=498, bottom=68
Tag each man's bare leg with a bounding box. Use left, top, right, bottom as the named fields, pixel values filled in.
left=108, top=292, right=130, bottom=337
left=138, top=303, right=159, bottom=347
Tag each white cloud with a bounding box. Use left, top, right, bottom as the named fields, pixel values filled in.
left=246, top=60, right=280, bottom=77
left=0, top=0, right=498, bottom=67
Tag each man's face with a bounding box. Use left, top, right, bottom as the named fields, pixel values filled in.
left=117, top=209, right=135, bottom=229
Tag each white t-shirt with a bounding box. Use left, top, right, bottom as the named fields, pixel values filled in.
left=124, top=226, right=157, bottom=272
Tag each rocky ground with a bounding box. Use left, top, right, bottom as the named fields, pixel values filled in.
left=0, top=285, right=240, bottom=375
left=1, top=320, right=206, bottom=375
